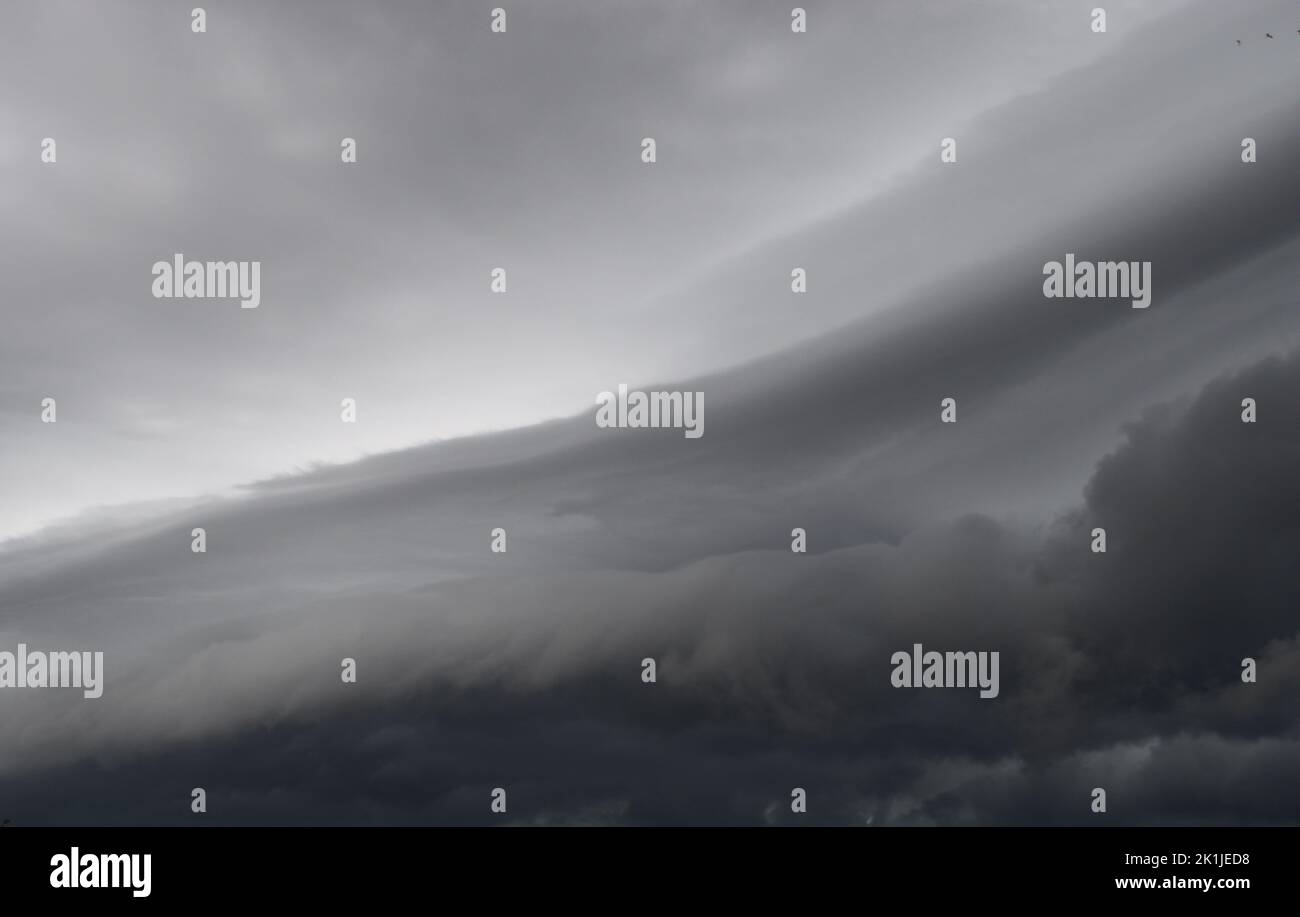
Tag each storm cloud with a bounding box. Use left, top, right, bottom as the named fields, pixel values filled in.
left=2, top=0, right=1300, bottom=825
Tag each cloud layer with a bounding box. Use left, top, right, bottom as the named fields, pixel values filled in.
left=2, top=0, right=1300, bottom=825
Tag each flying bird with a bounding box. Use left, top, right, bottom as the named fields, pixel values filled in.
left=1265, top=33, right=1274, bottom=38
left=1236, top=39, right=1242, bottom=45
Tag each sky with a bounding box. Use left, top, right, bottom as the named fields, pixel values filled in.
left=0, top=0, right=1196, bottom=541
left=2, top=0, right=1300, bottom=825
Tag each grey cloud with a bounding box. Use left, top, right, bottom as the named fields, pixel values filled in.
left=3, top=0, right=1299, bottom=827
left=3, top=349, right=1300, bottom=823
left=0, top=0, right=1211, bottom=539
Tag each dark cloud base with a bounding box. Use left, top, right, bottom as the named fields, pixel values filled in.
left=4, top=350, right=1300, bottom=826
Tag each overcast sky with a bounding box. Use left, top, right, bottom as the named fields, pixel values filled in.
left=0, top=0, right=1201, bottom=541
left=3, top=0, right=1300, bottom=825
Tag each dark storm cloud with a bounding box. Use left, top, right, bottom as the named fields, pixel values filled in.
left=4, top=0, right=1300, bottom=826
left=4, top=348, right=1300, bottom=824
